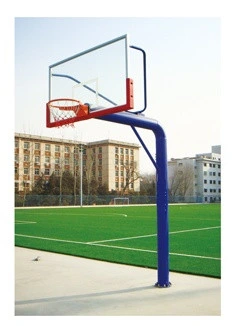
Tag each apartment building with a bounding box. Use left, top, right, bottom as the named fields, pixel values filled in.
left=14, top=133, right=140, bottom=195
left=168, top=145, right=221, bottom=203
left=86, top=139, right=140, bottom=193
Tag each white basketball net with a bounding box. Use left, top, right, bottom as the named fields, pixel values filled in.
left=49, top=99, right=81, bottom=128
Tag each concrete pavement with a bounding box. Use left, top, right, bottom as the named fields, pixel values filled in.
left=15, top=247, right=221, bottom=316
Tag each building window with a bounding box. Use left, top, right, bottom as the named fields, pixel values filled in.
left=45, top=144, right=50, bottom=151
left=24, top=155, right=29, bottom=162
left=15, top=167, right=18, bottom=174
left=34, top=169, right=40, bottom=175
left=45, top=169, right=50, bottom=175
left=15, top=154, right=19, bottom=162
left=99, top=147, right=102, bottom=153
left=99, top=159, right=102, bottom=165
left=15, top=140, right=19, bottom=148
left=115, top=158, right=118, bottom=165
left=35, top=143, right=40, bottom=150
left=115, top=147, right=118, bottom=154
left=120, top=148, right=124, bottom=154
left=204, top=180, right=207, bottom=184
left=55, top=158, right=60, bottom=164
left=204, top=163, right=207, bottom=167
left=130, top=149, right=134, bottom=155
left=205, top=197, right=208, bottom=202
left=24, top=168, right=29, bottom=175
left=204, top=171, right=207, bottom=176
left=125, top=148, right=129, bottom=155
left=115, top=182, right=119, bottom=188
left=45, top=156, right=50, bottom=163
left=24, top=142, right=30, bottom=149
left=204, top=188, right=208, bottom=193
left=55, top=145, right=60, bottom=152
left=23, top=182, right=30, bottom=189
left=65, top=146, right=70, bottom=153
left=65, top=158, right=69, bottom=165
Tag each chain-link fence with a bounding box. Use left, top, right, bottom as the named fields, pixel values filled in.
left=14, top=194, right=219, bottom=207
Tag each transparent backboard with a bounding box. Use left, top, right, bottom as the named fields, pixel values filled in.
left=49, top=34, right=130, bottom=110
left=46, top=34, right=148, bottom=127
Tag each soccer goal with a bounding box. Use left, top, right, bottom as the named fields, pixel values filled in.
left=113, top=197, right=129, bottom=205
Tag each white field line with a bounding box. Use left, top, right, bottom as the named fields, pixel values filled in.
left=170, top=226, right=221, bottom=235
left=87, top=226, right=221, bottom=244
left=87, top=233, right=156, bottom=244
left=169, top=252, right=220, bottom=260
left=15, top=234, right=86, bottom=245
left=15, top=213, right=128, bottom=218
left=15, top=224, right=221, bottom=261
left=15, top=221, right=37, bottom=225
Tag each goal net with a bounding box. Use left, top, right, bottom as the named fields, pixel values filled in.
left=113, top=197, right=129, bottom=205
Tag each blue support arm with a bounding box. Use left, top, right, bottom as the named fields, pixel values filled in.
left=97, top=111, right=170, bottom=287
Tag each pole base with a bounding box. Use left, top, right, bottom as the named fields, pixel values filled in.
left=154, top=281, right=172, bottom=288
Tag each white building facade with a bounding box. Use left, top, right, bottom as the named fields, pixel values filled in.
left=15, top=133, right=140, bottom=195
left=168, top=145, right=221, bottom=203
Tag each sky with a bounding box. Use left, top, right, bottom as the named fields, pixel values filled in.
left=14, top=16, right=221, bottom=173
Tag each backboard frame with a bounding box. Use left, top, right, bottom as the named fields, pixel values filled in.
left=46, top=34, right=134, bottom=128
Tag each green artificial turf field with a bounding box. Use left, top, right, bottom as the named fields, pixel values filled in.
left=15, top=204, right=221, bottom=277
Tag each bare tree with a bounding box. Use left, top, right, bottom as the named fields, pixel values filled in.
left=121, top=161, right=140, bottom=195
left=169, top=163, right=194, bottom=198
left=140, top=172, right=156, bottom=195
left=168, top=168, right=182, bottom=197
left=84, top=152, right=96, bottom=196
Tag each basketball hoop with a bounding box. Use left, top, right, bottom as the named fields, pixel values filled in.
left=46, top=98, right=89, bottom=128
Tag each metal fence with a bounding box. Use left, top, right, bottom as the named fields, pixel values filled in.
left=14, top=194, right=218, bottom=207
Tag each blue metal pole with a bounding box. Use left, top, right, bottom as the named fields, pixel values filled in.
left=97, top=111, right=171, bottom=287
left=154, top=131, right=170, bottom=287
